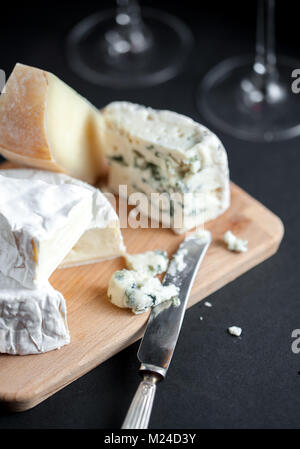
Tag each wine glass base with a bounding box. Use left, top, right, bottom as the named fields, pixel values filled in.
left=197, top=55, right=300, bottom=142
left=67, top=8, right=193, bottom=88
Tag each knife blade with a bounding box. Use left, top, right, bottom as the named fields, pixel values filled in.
left=121, top=230, right=211, bottom=429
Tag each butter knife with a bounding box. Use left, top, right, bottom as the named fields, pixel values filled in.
left=121, top=231, right=211, bottom=429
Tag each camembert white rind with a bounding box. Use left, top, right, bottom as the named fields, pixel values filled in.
left=101, top=101, right=230, bottom=233
left=0, top=169, right=126, bottom=267
left=0, top=173, right=93, bottom=288
left=0, top=273, right=70, bottom=355
left=0, top=63, right=106, bottom=183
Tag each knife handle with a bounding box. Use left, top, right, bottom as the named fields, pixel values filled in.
left=121, top=373, right=160, bottom=429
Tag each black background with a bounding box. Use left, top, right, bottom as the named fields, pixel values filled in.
left=0, top=0, right=300, bottom=429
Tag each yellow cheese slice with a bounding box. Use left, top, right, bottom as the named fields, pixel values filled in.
left=0, top=63, right=105, bottom=183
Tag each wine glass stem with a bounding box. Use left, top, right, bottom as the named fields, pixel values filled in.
left=105, top=0, right=152, bottom=56
left=116, top=0, right=143, bottom=30
left=254, top=0, right=277, bottom=80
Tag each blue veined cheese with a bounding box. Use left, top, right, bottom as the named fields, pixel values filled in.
left=108, top=269, right=179, bottom=314
left=223, top=230, right=248, bottom=253
left=0, top=173, right=93, bottom=289
left=0, top=169, right=126, bottom=268
left=168, top=229, right=211, bottom=276
left=125, top=250, right=169, bottom=277
left=101, top=101, right=230, bottom=233
left=0, top=273, right=70, bottom=355
left=186, top=228, right=212, bottom=244
left=168, top=248, right=187, bottom=276
left=108, top=229, right=212, bottom=314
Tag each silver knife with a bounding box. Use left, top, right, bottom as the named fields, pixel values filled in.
left=121, top=231, right=211, bottom=429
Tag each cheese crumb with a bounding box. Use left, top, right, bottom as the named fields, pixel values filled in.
left=223, top=230, right=248, bottom=253
left=108, top=269, right=179, bottom=314
left=228, top=326, right=242, bottom=337
left=108, top=249, right=180, bottom=314
left=204, top=301, right=212, bottom=307
left=125, top=250, right=169, bottom=277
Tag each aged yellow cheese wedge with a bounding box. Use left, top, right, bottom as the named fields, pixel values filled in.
left=0, top=63, right=105, bottom=183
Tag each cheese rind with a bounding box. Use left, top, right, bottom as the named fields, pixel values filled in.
left=0, top=173, right=93, bottom=288
left=0, top=274, right=69, bottom=355
left=0, top=63, right=105, bottom=183
left=101, top=101, right=230, bottom=233
left=0, top=169, right=126, bottom=267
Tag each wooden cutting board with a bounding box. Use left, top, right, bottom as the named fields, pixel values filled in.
left=0, top=163, right=284, bottom=412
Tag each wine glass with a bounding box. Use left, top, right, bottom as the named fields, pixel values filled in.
left=66, top=0, right=193, bottom=88
left=197, top=0, right=300, bottom=142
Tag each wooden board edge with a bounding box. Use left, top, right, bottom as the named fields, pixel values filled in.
left=231, top=182, right=285, bottom=241
left=0, top=328, right=146, bottom=412
left=2, top=227, right=284, bottom=413
left=0, top=172, right=285, bottom=412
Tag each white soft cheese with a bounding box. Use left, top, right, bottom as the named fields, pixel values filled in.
left=168, top=228, right=211, bottom=277
left=101, top=101, right=230, bottom=233
left=224, top=230, right=248, bottom=253
left=168, top=248, right=187, bottom=276
left=228, top=326, right=242, bottom=337
left=186, top=228, right=212, bottom=244
left=0, top=273, right=70, bottom=355
left=0, top=169, right=126, bottom=267
left=0, top=173, right=93, bottom=288
left=125, top=250, right=169, bottom=277
left=108, top=269, right=179, bottom=314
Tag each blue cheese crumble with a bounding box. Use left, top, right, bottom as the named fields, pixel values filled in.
left=125, top=250, right=169, bottom=277
left=108, top=229, right=211, bottom=315
left=228, top=326, right=242, bottom=337
left=108, top=269, right=179, bottom=314
left=224, top=230, right=248, bottom=253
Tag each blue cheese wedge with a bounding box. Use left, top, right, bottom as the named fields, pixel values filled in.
left=0, top=169, right=126, bottom=268
left=0, top=173, right=93, bottom=288
left=108, top=269, right=179, bottom=314
left=101, top=102, right=230, bottom=233
left=224, top=230, right=248, bottom=253
left=0, top=273, right=70, bottom=355
left=125, top=250, right=169, bottom=277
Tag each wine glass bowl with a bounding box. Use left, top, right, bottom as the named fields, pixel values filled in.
left=198, top=55, right=300, bottom=142
left=197, top=0, right=300, bottom=142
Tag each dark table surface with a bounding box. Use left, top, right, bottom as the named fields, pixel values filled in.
left=0, top=0, right=299, bottom=429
